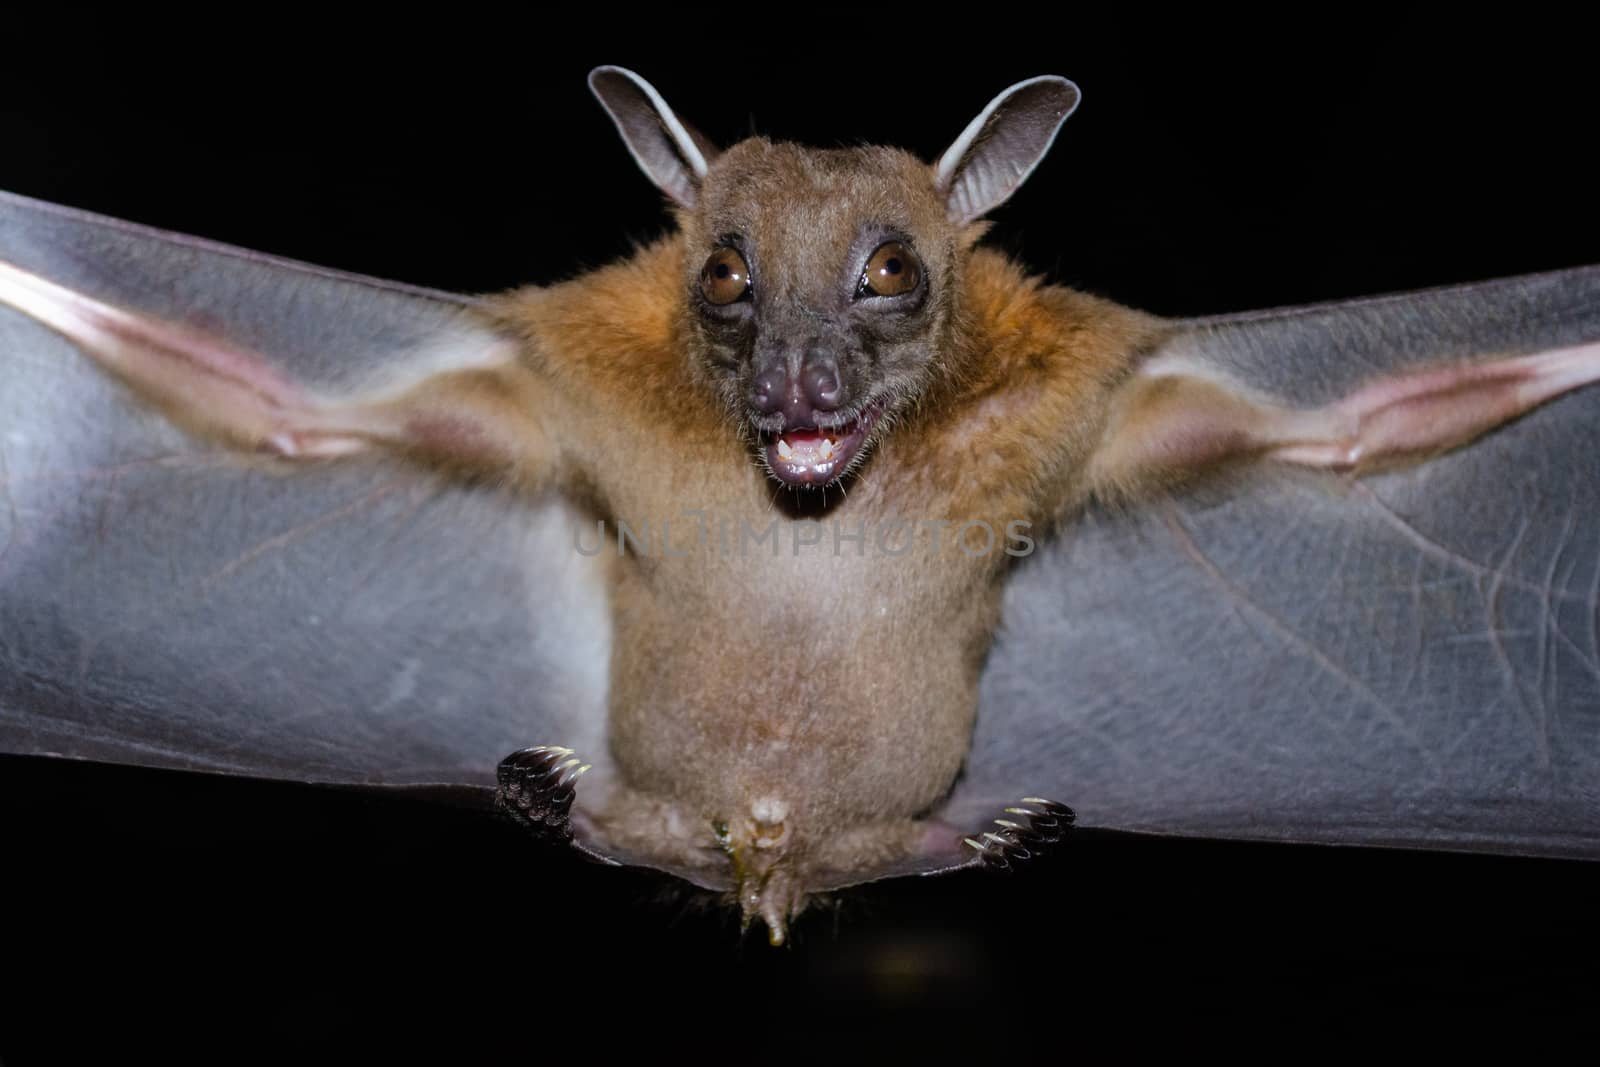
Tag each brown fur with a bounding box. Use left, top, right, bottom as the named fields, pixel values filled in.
left=477, top=146, right=1166, bottom=936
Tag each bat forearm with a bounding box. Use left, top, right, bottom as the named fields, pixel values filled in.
left=0, top=256, right=555, bottom=482
left=1087, top=340, right=1600, bottom=498
left=1265, top=340, right=1600, bottom=469
left=0, top=256, right=333, bottom=454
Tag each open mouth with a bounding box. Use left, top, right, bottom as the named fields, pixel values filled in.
left=761, top=403, right=884, bottom=488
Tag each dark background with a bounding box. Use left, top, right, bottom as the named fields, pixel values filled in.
left=3, top=16, right=1597, bottom=1046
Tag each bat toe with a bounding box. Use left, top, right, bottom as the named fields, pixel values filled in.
left=494, top=745, right=591, bottom=846
left=962, top=796, right=1076, bottom=872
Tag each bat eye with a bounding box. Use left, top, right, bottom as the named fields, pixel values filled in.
left=857, top=241, right=921, bottom=298
left=700, top=248, right=752, bottom=305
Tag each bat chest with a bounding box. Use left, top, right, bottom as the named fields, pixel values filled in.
left=595, top=490, right=1005, bottom=826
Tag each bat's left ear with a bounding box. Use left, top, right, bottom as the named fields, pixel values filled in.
left=589, top=66, right=721, bottom=209
left=934, top=75, right=1081, bottom=225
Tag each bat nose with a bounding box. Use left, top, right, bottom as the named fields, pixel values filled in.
left=801, top=350, right=844, bottom=412
left=750, top=365, right=788, bottom=415
left=749, top=350, right=848, bottom=426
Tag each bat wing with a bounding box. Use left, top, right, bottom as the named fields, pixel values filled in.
left=953, top=265, right=1600, bottom=860
left=0, top=191, right=610, bottom=790
left=7, top=191, right=1596, bottom=882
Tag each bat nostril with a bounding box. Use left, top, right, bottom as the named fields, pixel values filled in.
left=750, top=366, right=788, bottom=414
left=801, top=361, right=844, bottom=412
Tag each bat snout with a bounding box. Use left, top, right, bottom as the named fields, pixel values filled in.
left=747, top=348, right=850, bottom=426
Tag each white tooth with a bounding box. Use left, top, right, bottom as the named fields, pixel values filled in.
left=819, top=439, right=834, bottom=460
left=777, top=439, right=794, bottom=460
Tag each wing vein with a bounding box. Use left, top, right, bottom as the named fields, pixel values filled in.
left=1161, top=504, right=1440, bottom=774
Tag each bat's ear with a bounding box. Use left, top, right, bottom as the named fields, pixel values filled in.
left=934, top=75, right=1081, bottom=225
left=589, top=66, right=720, bottom=209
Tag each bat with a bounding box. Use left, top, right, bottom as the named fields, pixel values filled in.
left=3, top=37, right=1600, bottom=959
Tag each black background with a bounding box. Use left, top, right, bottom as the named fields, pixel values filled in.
left=3, top=16, right=1598, bottom=1048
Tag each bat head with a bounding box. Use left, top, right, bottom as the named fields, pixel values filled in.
left=589, top=67, right=1081, bottom=491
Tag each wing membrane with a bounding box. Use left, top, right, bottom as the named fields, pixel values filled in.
left=0, top=191, right=610, bottom=787
left=960, top=266, right=1600, bottom=858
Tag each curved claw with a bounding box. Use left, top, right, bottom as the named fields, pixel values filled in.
left=965, top=796, right=1076, bottom=872
left=495, top=745, right=591, bottom=847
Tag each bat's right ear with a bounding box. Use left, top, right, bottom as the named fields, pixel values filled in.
left=589, top=66, right=720, bottom=209
left=935, top=75, right=1081, bottom=225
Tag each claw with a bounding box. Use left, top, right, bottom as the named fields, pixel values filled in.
left=968, top=795, right=1075, bottom=871
left=495, top=744, right=588, bottom=847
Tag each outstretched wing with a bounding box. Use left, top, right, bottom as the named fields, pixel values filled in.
left=0, top=191, right=610, bottom=787
left=7, top=189, right=1597, bottom=873
left=958, top=265, right=1600, bottom=859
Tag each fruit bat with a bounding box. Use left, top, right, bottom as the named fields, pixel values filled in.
left=2, top=63, right=1597, bottom=950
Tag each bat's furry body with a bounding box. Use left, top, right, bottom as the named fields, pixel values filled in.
left=2, top=66, right=1598, bottom=946
left=486, top=231, right=1160, bottom=920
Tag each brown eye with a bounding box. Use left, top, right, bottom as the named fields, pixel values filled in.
left=700, top=247, right=751, bottom=305
left=859, top=241, right=921, bottom=298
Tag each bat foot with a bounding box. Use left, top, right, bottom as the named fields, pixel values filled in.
left=962, top=796, right=1075, bottom=873
left=495, top=746, right=591, bottom=846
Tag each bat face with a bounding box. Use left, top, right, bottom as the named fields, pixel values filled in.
left=682, top=141, right=963, bottom=490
